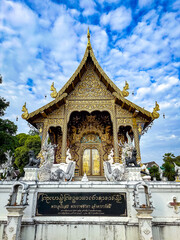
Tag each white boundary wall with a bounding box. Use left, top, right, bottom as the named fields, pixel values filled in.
left=0, top=181, right=180, bottom=240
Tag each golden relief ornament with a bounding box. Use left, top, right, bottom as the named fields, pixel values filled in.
left=138, top=124, right=143, bottom=135
left=117, top=118, right=132, bottom=127
left=116, top=104, right=132, bottom=117
left=122, top=81, right=129, bottom=97
left=21, top=102, right=29, bottom=119
left=50, top=82, right=57, bottom=98
left=68, top=64, right=113, bottom=100
left=67, top=101, right=114, bottom=121
left=48, top=105, right=64, bottom=118
left=152, top=101, right=160, bottom=119
left=45, top=118, right=63, bottom=128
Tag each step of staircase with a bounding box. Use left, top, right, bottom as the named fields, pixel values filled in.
left=74, top=176, right=106, bottom=181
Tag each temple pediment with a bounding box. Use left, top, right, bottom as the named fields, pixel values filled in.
left=25, top=28, right=159, bottom=126
left=68, top=62, right=113, bottom=101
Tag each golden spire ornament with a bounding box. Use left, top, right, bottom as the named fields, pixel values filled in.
left=87, top=27, right=92, bottom=50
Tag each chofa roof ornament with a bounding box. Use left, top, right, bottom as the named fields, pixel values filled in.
left=122, top=81, right=129, bottom=97
left=151, top=101, right=160, bottom=119
left=50, top=82, right=57, bottom=98
left=21, top=102, right=29, bottom=120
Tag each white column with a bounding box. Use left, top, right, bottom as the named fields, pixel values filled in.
left=136, top=208, right=154, bottom=240
left=4, top=206, right=26, bottom=240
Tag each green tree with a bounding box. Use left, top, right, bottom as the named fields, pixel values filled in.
left=174, top=155, right=180, bottom=166
left=162, top=161, right=176, bottom=181
left=149, top=165, right=160, bottom=181
left=162, top=153, right=180, bottom=181
left=14, top=134, right=41, bottom=173
left=0, top=97, right=18, bottom=164
left=0, top=97, right=9, bottom=116
left=163, top=153, right=175, bottom=164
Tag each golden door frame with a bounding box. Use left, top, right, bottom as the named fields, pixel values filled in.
left=80, top=143, right=102, bottom=176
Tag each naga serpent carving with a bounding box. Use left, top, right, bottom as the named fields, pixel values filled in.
left=50, top=82, right=57, bottom=98
left=152, top=101, right=160, bottom=119
left=21, top=102, right=29, bottom=119
left=122, top=81, right=129, bottom=97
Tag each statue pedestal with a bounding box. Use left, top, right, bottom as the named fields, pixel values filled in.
left=142, top=175, right=151, bottom=181
left=4, top=206, right=26, bottom=240
left=135, top=208, right=154, bottom=240
left=124, top=167, right=142, bottom=181
left=51, top=163, right=68, bottom=174
left=23, top=167, right=39, bottom=181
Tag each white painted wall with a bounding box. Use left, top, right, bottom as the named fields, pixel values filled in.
left=0, top=181, right=180, bottom=240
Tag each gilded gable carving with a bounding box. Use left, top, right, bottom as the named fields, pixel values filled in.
left=48, top=105, right=64, bottom=118
left=136, top=117, right=148, bottom=123
left=32, top=117, right=44, bottom=123
left=116, top=105, right=133, bottom=118
left=68, top=64, right=113, bottom=100
left=117, top=118, right=132, bottom=127
left=67, top=100, right=114, bottom=121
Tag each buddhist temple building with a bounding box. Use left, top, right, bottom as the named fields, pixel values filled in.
left=22, top=28, right=159, bottom=178
left=1, top=29, right=180, bottom=240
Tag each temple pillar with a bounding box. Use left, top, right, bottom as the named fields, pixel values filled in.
left=61, top=106, right=67, bottom=163
left=41, top=122, right=48, bottom=147
left=112, top=105, right=119, bottom=163
left=132, top=118, right=141, bottom=163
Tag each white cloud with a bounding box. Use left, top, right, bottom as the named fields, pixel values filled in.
left=97, top=0, right=121, bottom=3
left=138, top=0, right=154, bottom=8
left=100, top=6, right=132, bottom=31
left=79, top=0, right=97, bottom=16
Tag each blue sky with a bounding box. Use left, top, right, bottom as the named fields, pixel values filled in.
left=0, top=0, right=180, bottom=165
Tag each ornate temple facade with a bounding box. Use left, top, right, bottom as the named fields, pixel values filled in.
left=23, top=29, right=159, bottom=178
left=1, top=30, right=180, bottom=240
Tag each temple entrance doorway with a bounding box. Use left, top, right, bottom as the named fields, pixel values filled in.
left=67, top=111, right=113, bottom=177
left=82, top=147, right=101, bottom=176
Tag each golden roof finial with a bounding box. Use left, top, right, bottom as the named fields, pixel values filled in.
left=21, top=102, right=29, bottom=119
left=152, top=101, right=160, bottom=119
left=122, top=81, right=129, bottom=97
left=87, top=27, right=92, bottom=50
left=50, top=82, right=57, bottom=98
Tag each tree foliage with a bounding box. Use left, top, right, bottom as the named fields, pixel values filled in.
left=0, top=97, right=18, bottom=164
left=149, top=165, right=160, bottom=181
left=14, top=134, right=41, bottom=173
left=162, top=161, right=176, bottom=181
left=162, top=152, right=179, bottom=181
left=0, top=97, right=9, bottom=117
